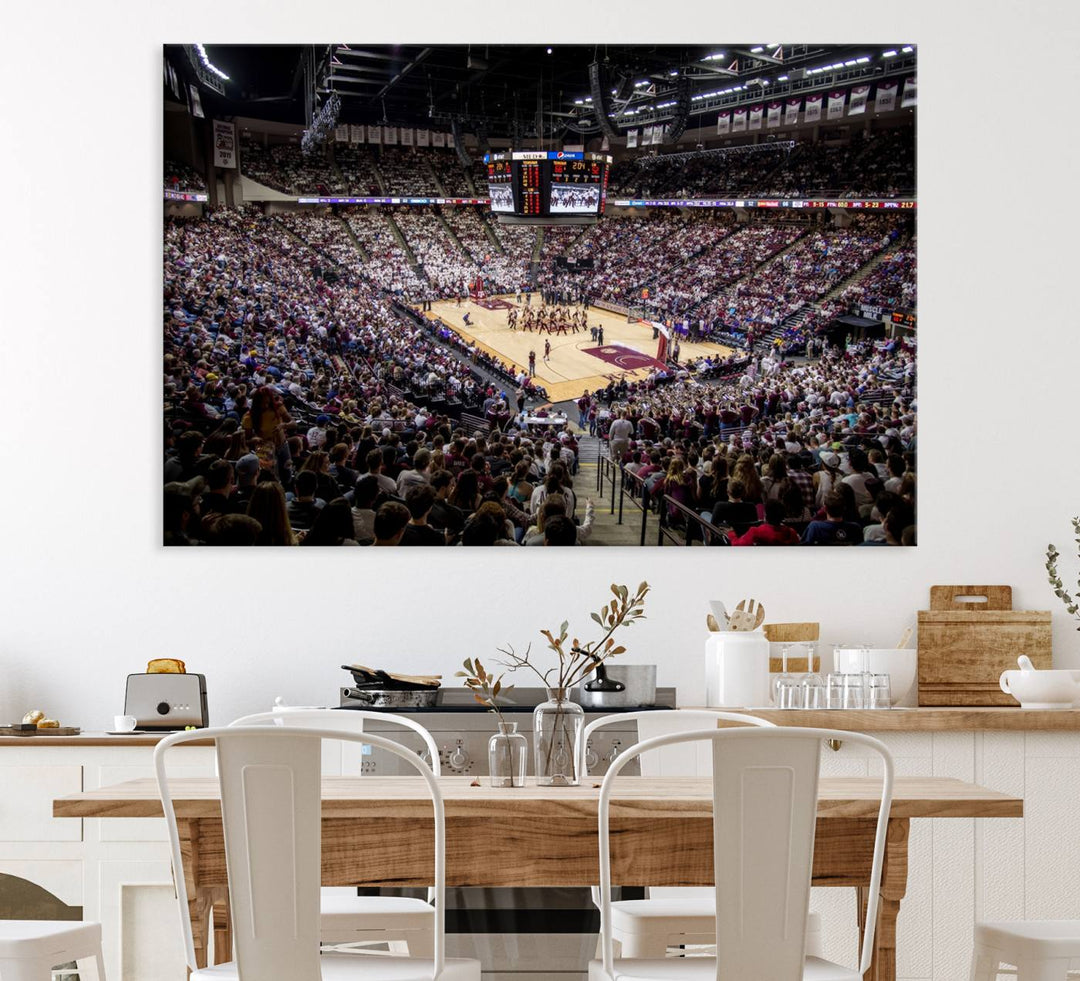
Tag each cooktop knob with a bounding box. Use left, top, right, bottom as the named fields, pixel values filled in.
left=447, top=746, right=471, bottom=771
left=156, top=701, right=171, bottom=716
left=585, top=746, right=600, bottom=770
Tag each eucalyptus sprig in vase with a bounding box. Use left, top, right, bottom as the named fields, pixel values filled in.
left=495, top=582, right=650, bottom=786
left=1046, top=517, right=1080, bottom=629
left=457, top=657, right=527, bottom=788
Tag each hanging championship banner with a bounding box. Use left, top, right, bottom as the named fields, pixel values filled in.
left=732, top=108, right=747, bottom=132
left=901, top=76, right=918, bottom=107
left=367, top=125, right=382, bottom=144
left=447, top=131, right=455, bottom=148
left=188, top=84, right=204, bottom=119
left=349, top=124, right=364, bottom=144
left=716, top=111, right=731, bottom=135
left=785, top=98, right=801, bottom=125
left=432, top=131, right=446, bottom=147
left=875, top=80, right=898, bottom=114
left=766, top=102, right=781, bottom=128
left=749, top=105, right=764, bottom=130
left=212, top=120, right=237, bottom=168
left=848, top=85, right=870, bottom=115
left=384, top=125, right=398, bottom=145
left=804, top=94, right=823, bottom=122
left=827, top=91, right=846, bottom=119
left=644, top=125, right=656, bottom=145
left=400, top=127, right=414, bottom=146
left=627, top=128, right=639, bottom=148
left=416, top=128, right=430, bottom=147
left=335, top=125, right=349, bottom=143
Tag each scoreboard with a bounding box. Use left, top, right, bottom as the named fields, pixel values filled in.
left=484, top=150, right=611, bottom=224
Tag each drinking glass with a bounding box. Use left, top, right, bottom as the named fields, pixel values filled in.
left=868, top=674, right=893, bottom=709
left=841, top=673, right=866, bottom=709
left=800, top=674, right=826, bottom=709
left=826, top=673, right=846, bottom=710
left=773, top=644, right=798, bottom=705
left=775, top=676, right=803, bottom=709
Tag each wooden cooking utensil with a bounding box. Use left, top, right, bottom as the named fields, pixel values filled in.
left=729, top=599, right=765, bottom=631
left=706, top=614, right=722, bottom=632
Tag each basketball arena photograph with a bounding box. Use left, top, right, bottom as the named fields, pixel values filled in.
left=162, top=41, right=917, bottom=547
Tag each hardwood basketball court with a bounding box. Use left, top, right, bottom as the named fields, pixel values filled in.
left=420, top=294, right=737, bottom=403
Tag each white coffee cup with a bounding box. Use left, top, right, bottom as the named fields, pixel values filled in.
left=113, top=715, right=138, bottom=732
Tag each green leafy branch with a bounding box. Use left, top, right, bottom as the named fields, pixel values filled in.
left=455, top=657, right=514, bottom=723
left=1046, top=516, right=1080, bottom=628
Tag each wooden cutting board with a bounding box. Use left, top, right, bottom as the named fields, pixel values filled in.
left=763, top=623, right=821, bottom=672
left=0, top=726, right=81, bottom=737
left=917, top=585, right=1052, bottom=705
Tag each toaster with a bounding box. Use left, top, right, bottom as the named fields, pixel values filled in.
left=124, top=673, right=209, bottom=730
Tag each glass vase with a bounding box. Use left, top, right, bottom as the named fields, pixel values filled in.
left=488, top=721, right=528, bottom=788
left=533, top=687, right=584, bottom=786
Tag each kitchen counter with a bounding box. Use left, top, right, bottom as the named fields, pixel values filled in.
left=0, top=732, right=210, bottom=746
left=684, top=706, right=1080, bottom=730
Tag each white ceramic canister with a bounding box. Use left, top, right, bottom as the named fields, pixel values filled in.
left=704, top=630, right=771, bottom=707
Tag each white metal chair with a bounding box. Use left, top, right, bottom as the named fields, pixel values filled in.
left=230, top=708, right=439, bottom=956
left=580, top=710, right=822, bottom=959
left=155, top=725, right=480, bottom=980
left=589, top=726, right=894, bottom=981
left=969, top=921, right=1080, bottom=980
left=0, top=921, right=104, bottom=981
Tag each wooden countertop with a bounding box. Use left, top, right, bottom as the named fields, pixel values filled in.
left=685, top=707, right=1080, bottom=730
left=0, top=733, right=211, bottom=747
left=53, top=774, right=1023, bottom=821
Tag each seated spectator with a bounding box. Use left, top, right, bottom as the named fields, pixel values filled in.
left=731, top=501, right=800, bottom=546
left=287, top=470, right=323, bottom=532
left=211, top=513, right=262, bottom=545
left=351, top=475, right=381, bottom=544
left=801, top=490, right=864, bottom=545
left=707, top=478, right=759, bottom=533
left=401, top=484, right=446, bottom=547
left=300, top=498, right=358, bottom=546
left=543, top=514, right=578, bottom=546
left=246, top=482, right=296, bottom=546
left=372, top=501, right=411, bottom=546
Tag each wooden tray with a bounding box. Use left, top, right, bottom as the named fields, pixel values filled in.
left=917, top=585, right=1052, bottom=706
left=764, top=622, right=821, bottom=672
left=0, top=726, right=81, bottom=737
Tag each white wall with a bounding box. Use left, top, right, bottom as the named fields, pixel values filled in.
left=2, top=1, right=1080, bottom=729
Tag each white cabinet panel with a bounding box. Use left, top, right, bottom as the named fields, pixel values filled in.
left=0, top=766, right=82, bottom=841
left=98, top=861, right=184, bottom=981
left=1024, top=755, right=1080, bottom=918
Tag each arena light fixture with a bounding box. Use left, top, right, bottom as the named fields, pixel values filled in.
left=750, top=46, right=764, bottom=53
left=194, top=43, right=229, bottom=81
left=902, top=45, right=914, bottom=52
left=702, top=52, right=726, bottom=61
left=882, top=50, right=898, bottom=58
left=778, top=74, right=789, bottom=80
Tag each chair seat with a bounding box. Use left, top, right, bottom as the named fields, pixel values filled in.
left=192, top=953, right=481, bottom=980
left=321, top=895, right=434, bottom=930
left=975, top=920, right=1080, bottom=959
left=611, top=898, right=822, bottom=929
left=0, top=920, right=101, bottom=959
left=588, top=955, right=860, bottom=981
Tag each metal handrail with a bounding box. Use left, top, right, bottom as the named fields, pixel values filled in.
left=657, top=494, right=730, bottom=547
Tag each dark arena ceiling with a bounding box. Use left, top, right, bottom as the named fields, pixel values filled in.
left=165, top=43, right=916, bottom=139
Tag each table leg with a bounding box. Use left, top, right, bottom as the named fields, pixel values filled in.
left=857, top=818, right=909, bottom=981
left=212, top=888, right=232, bottom=964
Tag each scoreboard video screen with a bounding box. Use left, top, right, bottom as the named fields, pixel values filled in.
left=486, top=159, right=514, bottom=213
left=483, top=151, right=611, bottom=223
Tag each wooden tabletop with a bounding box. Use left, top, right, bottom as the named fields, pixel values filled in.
left=685, top=707, right=1080, bottom=731
left=54, top=775, right=1022, bottom=821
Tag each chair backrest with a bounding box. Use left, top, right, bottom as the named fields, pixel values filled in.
left=155, top=725, right=446, bottom=981
left=578, top=709, right=774, bottom=779
left=595, top=727, right=893, bottom=981
left=229, top=707, right=442, bottom=776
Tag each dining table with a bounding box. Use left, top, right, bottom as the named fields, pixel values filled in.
left=54, top=775, right=1023, bottom=981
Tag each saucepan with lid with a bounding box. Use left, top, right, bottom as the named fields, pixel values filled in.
left=576, top=664, right=657, bottom=709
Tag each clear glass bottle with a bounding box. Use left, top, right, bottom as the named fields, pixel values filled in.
left=488, top=721, right=528, bottom=788
left=533, top=687, right=584, bottom=786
